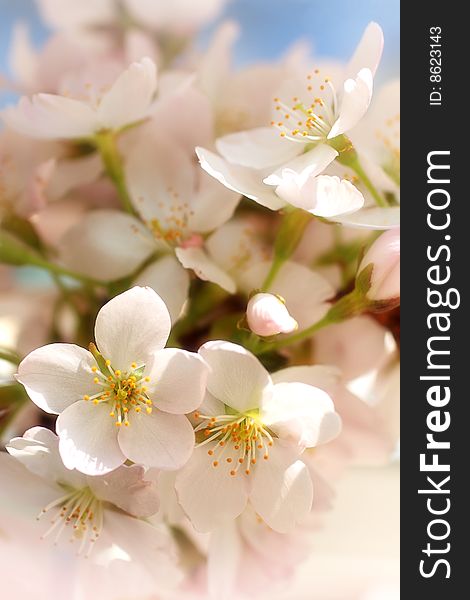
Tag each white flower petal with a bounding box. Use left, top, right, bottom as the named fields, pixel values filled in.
left=175, top=443, right=248, bottom=532
left=216, top=127, right=301, bottom=169
left=198, top=341, right=272, bottom=413
left=133, top=255, right=190, bottom=323
left=328, top=68, right=373, bottom=139
left=346, top=22, right=384, bottom=80
left=118, top=410, right=195, bottom=470
left=59, top=210, right=155, bottom=282
left=187, top=170, right=240, bottom=234
left=57, top=400, right=126, bottom=475
left=2, top=94, right=98, bottom=139
left=16, top=343, right=96, bottom=414
left=88, top=464, right=160, bottom=517
left=94, top=287, right=171, bottom=371
left=264, top=144, right=338, bottom=186
left=250, top=444, right=313, bottom=533
left=264, top=382, right=342, bottom=448
left=331, top=206, right=400, bottom=229
left=196, top=146, right=285, bottom=211
left=126, top=130, right=195, bottom=228
left=6, top=427, right=86, bottom=488
left=205, top=219, right=266, bottom=277
left=94, top=509, right=182, bottom=590
left=175, top=246, right=236, bottom=293
left=272, top=365, right=341, bottom=390
left=276, top=174, right=364, bottom=218
left=147, top=348, right=209, bottom=415
left=98, top=57, right=157, bottom=129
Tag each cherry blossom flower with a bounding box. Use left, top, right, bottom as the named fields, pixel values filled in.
left=37, top=0, right=227, bottom=36
left=16, top=287, right=209, bottom=475
left=2, top=57, right=157, bottom=140
left=57, top=113, right=242, bottom=297
left=194, top=23, right=384, bottom=219
left=1, top=427, right=181, bottom=593
left=176, top=341, right=341, bottom=533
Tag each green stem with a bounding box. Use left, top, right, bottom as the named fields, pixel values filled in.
left=262, top=255, right=284, bottom=291
left=255, top=284, right=372, bottom=355
left=330, top=135, right=388, bottom=208
left=256, top=313, right=332, bottom=355
left=350, top=159, right=389, bottom=208
left=95, top=131, right=135, bottom=215
left=0, top=348, right=21, bottom=365
left=37, top=258, right=105, bottom=287
left=262, top=209, right=313, bottom=291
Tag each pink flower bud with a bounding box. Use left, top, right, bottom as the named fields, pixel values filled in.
left=246, top=293, right=298, bottom=337
left=359, top=227, right=400, bottom=300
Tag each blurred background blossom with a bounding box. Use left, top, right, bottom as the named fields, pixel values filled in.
left=0, top=0, right=399, bottom=108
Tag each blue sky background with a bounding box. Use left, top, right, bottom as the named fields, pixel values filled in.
left=1, top=0, right=399, bottom=108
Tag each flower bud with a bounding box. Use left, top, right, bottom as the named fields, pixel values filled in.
left=246, top=293, right=298, bottom=337
left=358, top=228, right=400, bottom=301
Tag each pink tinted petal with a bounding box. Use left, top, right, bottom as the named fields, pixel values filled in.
left=58, top=210, right=155, bottom=282
left=264, top=382, right=342, bottom=448
left=133, top=255, right=190, bottom=324
left=346, top=22, right=384, bottom=80
left=216, top=127, right=301, bottom=169
left=147, top=348, right=209, bottom=414
left=175, top=443, right=248, bottom=532
left=207, top=520, right=242, bottom=600
left=87, top=464, right=160, bottom=517
left=199, top=341, right=272, bottom=413
left=2, top=94, right=98, bottom=139
left=16, top=343, right=96, bottom=414
left=250, top=444, right=313, bottom=533
left=57, top=400, right=126, bottom=475
left=118, top=410, right=195, bottom=470
left=196, top=146, right=285, bottom=211
left=94, top=286, right=171, bottom=372
left=98, top=57, right=157, bottom=129
left=175, top=246, right=236, bottom=293
left=331, top=206, right=400, bottom=229
left=328, top=68, right=373, bottom=139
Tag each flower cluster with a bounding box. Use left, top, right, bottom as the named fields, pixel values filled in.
left=0, top=2, right=399, bottom=599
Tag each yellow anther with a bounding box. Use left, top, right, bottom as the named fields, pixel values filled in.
left=131, top=362, right=137, bottom=369
left=144, top=377, right=150, bottom=382
left=109, top=412, right=115, bottom=417
left=93, top=377, right=99, bottom=384
left=83, top=395, right=90, bottom=401
left=146, top=407, right=152, bottom=414
left=135, top=407, right=141, bottom=413
left=91, top=366, right=97, bottom=373
left=114, top=370, right=121, bottom=377
left=93, top=399, right=99, bottom=405
left=115, top=422, right=122, bottom=427
left=105, top=360, right=111, bottom=366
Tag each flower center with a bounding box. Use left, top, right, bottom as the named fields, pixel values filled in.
left=84, top=356, right=152, bottom=427
left=193, top=411, right=275, bottom=477
left=137, top=186, right=197, bottom=248
left=37, top=486, right=103, bottom=556
left=271, top=69, right=337, bottom=141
